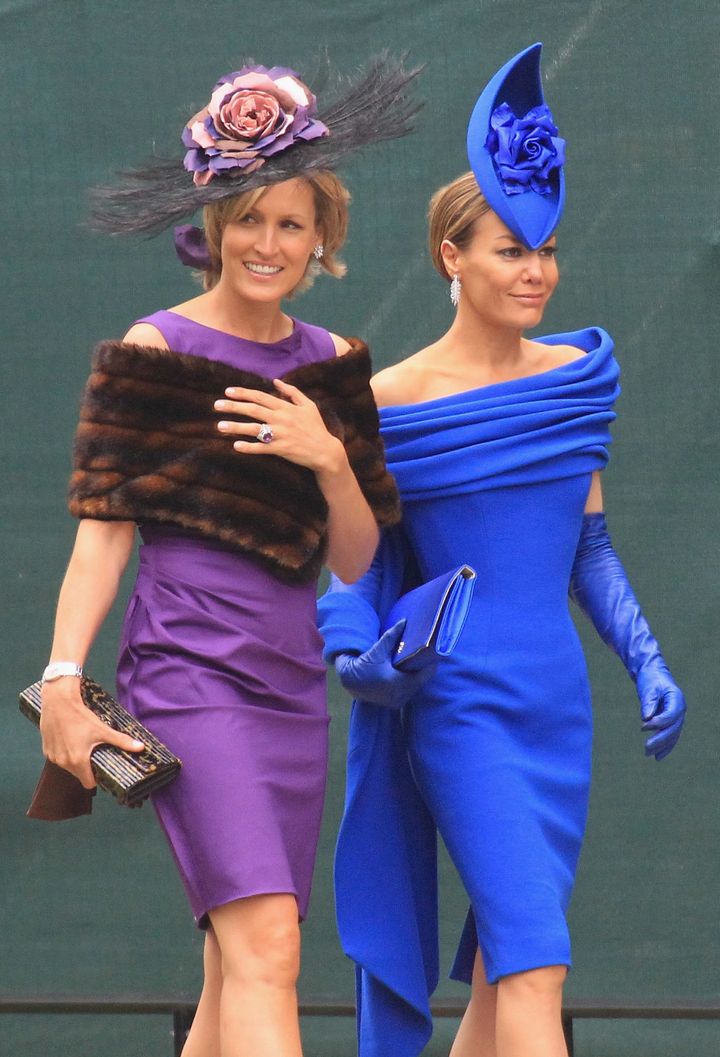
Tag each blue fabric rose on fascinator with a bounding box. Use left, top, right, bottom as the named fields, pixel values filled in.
left=486, top=102, right=565, bottom=196
left=467, top=43, right=565, bottom=248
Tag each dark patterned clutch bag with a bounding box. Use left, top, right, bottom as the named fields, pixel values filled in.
left=19, top=677, right=182, bottom=807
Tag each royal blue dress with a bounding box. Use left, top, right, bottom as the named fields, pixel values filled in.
left=317, top=327, right=620, bottom=1057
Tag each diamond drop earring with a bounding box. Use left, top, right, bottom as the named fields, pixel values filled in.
left=313, top=244, right=324, bottom=260
left=450, top=274, right=461, bottom=307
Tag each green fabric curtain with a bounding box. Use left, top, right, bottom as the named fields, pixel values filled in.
left=1, top=2, right=717, bottom=1053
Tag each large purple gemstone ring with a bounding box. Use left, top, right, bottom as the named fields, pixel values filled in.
left=256, top=423, right=274, bottom=444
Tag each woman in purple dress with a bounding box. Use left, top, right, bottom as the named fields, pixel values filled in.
left=37, top=60, right=417, bottom=1057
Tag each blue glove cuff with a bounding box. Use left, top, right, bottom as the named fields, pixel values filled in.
left=317, top=590, right=381, bottom=663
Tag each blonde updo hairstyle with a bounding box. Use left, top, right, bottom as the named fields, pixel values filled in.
left=428, top=171, right=492, bottom=282
left=201, top=171, right=350, bottom=296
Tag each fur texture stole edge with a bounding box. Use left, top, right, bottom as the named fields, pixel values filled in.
left=68, top=338, right=401, bottom=584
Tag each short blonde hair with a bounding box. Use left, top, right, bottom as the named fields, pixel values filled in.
left=201, top=171, right=350, bottom=295
left=427, top=171, right=491, bottom=281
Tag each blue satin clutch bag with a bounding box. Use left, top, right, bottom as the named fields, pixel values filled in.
left=383, top=565, right=477, bottom=671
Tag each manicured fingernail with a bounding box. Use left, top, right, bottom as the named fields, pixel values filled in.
left=217, top=421, right=230, bottom=431
left=132, top=740, right=144, bottom=749
left=225, top=387, right=239, bottom=396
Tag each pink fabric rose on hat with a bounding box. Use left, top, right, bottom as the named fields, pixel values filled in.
left=182, top=65, right=329, bottom=186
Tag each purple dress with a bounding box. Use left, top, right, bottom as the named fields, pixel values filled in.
left=116, top=311, right=336, bottom=926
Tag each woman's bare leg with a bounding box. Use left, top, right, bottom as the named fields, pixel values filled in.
left=450, top=953, right=567, bottom=1057
left=181, top=927, right=222, bottom=1057
left=449, top=949, right=497, bottom=1057
left=495, top=965, right=568, bottom=1057
left=208, top=893, right=303, bottom=1057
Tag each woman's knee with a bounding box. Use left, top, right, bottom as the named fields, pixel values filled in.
left=498, top=964, right=567, bottom=1004
left=211, top=896, right=301, bottom=990
left=249, top=915, right=301, bottom=988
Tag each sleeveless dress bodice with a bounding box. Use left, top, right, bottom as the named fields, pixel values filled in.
left=136, top=309, right=336, bottom=370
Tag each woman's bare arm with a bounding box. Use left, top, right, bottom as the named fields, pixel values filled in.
left=316, top=454, right=380, bottom=583
left=584, top=471, right=604, bottom=512
left=40, top=519, right=144, bottom=788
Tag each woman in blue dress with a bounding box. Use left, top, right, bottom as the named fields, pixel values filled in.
left=317, top=45, right=686, bottom=1057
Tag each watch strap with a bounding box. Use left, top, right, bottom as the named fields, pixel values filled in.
left=42, top=662, right=84, bottom=683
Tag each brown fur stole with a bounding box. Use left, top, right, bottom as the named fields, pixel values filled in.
left=68, top=338, right=401, bottom=584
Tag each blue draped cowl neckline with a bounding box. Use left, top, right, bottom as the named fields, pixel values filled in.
left=379, top=327, right=620, bottom=500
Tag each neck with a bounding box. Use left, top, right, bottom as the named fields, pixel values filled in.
left=201, top=283, right=292, bottom=343
left=442, top=302, right=525, bottom=368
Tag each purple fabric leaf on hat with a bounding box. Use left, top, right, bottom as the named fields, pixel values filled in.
left=183, top=148, right=208, bottom=174
left=173, top=224, right=212, bottom=269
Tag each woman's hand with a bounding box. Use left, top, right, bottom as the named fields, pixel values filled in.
left=215, top=378, right=380, bottom=582
left=637, top=666, right=686, bottom=761
left=335, top=621, right=437, bottom=710
left=40, top=677, right=144, bottom=789
left=215, top=378, right=345, bottom=475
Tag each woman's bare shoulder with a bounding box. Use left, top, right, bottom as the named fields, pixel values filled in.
left=329, top=332, right=353, bottom=356
left=121, top=322, right=169, bottom=349
left=532, top=341, right=586, bottom=368
left=371, top=350, right=430, bottom=408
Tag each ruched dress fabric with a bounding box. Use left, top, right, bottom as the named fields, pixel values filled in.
left=317, top=327, right=620, bottom=1057
left=116, top=311, right=335, bottom=926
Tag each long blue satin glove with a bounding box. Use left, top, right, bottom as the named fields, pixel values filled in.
left=335, top=620, right=436, bottom=710
left=570, top=513, right=686, bottom=760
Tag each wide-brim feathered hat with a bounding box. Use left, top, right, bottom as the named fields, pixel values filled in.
left=466, top=43, right=565, bottom=249
left=90, top=54, right=423, bottom=239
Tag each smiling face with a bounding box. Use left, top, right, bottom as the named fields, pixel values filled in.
left=442, top=208, right=559, bottom=330
left=216, top=177, right=320, bottom=303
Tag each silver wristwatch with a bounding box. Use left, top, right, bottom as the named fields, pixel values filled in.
left=41, top=662, right=84, bottom=683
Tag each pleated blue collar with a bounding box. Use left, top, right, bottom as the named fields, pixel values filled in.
left=379, top=327, right=620, bottom=500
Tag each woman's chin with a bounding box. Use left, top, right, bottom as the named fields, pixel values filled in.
left=511, top=304, right=547, bottom=329
left=231, top=278, right=297, bottom=304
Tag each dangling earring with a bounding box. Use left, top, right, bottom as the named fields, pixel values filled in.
left=450, top=274, right=461, bottom=307
left=313, top=244, right=324, bottom=260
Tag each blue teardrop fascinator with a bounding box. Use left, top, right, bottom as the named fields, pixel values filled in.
left=467, top=43, right=565, bottom=249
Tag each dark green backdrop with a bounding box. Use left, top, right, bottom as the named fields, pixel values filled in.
left=1, top=1, right=718, bottom=1055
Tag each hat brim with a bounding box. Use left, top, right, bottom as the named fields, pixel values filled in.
left=467, top=42, right=564, bottom=249
left=90, top=54, right=424, bottom=237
